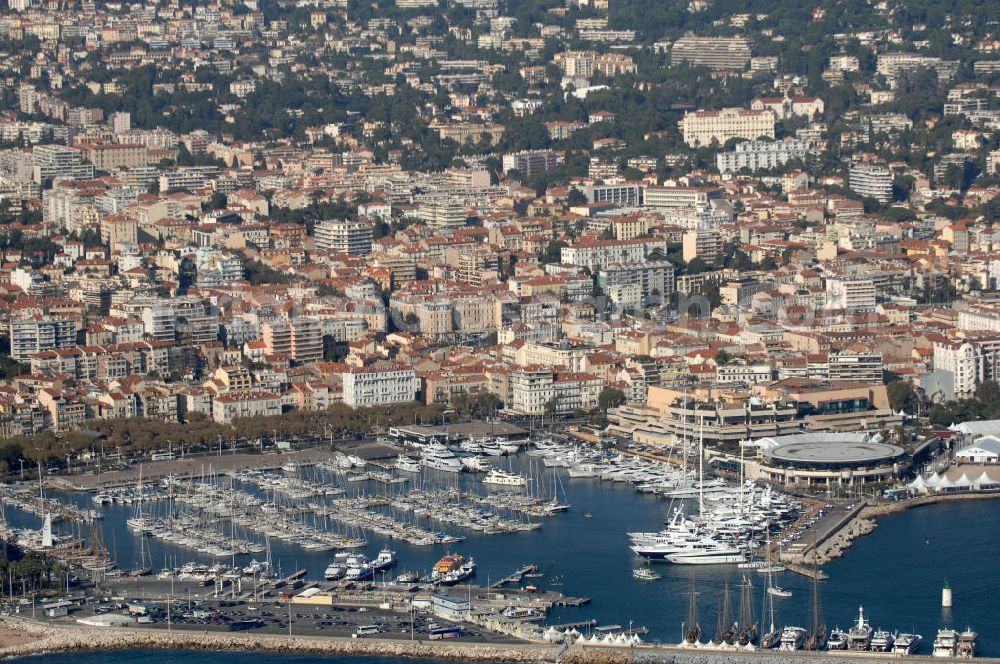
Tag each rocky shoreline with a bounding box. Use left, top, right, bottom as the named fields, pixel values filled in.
left=783, top=491, right=1000, bottom=568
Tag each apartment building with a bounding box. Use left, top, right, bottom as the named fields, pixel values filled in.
left=561, top=237, right=665, bottom=271
left=419, top=199, right=467, bottom=229
left=849, top=164, right=892, bottom=203
left=9, top=316, right=79, bottom=361
left=32, top=145, right=94, bottom=183
left=642, top=185, right=721, bottom=209
left=715, top=363, right=775, bottom=385
left=933, top=338, right=1000, bottom=398
left=314, top=219, right=374, bottom=255
left=679, top=108, right=775, bottom=148
left=502, top=149, right=561, bottom=177
left=77, top=143, right=150, bottom=170
left=750, top=96, right=825, bottom=119
left=554, top=50, right=596, bottom=77
left=681, top=229, right=724, bottom=263
left=670, top=35, right=751, bottom=70
left=342, top=363, right=417, bottom=407
left=825, top=277, right=877, bottom=313
left=509, top=367, right=554, bottom=415
left=597, top=262, right=674, bottom=304
left=716, top=139, right=814, bottom=172
left=212, top=392, right=282, bottom=423
left=585, top=183, right=643, bottom=206
left=828, top=349, right=884, bottom=383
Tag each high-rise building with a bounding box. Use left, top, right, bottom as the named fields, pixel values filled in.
left=314, top=219, right=373, bottom=255
left=111, top=112, right=131, bottom=134
left=825, top=277, right=877, bottom=313
left=502, top=149, right=561, bottom=178
left=9, top=317, right=78, bottom=361
left=849, top=165, right=892, bottom=203
left=419, top=199, right=467, bottom=229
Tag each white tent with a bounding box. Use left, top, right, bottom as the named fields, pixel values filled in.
left=925, top=473, right=942, bottom=489
left=974, top=470, right=997, bottom=488
left=908, top=474, right=928, bottom=494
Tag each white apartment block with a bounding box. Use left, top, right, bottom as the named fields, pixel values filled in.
left=642, top=185, right=720, bottom=208
left=825, top=277, right=877, bottom=313
left=561, top=238, right=665, bottom=272
left=828, top=350, right=884, bottom=383
left=715, top=363, right=774, bottom=385
left=933, top=339, right=1000, bottom=398
left=849, top=165, right=892, bottom=203
left=670, top=36, right=751, bottom=70
left=342, top=364, right=417, bottom=407
left=679, top=108, right=775, bottom=148
left=959, top=305, right=1000, bottom=333
left=212, top=392, right=282, bottom=423
left=716, top=139, right=814, bottom=172
left=314, top=219, right=373, bottom=255
left=9, top=317, right=78, bottom=361
left=510, top=367, right=554, bottom=415
left=597, top=262, right=674, bottom=303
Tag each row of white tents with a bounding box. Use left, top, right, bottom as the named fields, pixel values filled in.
left=908, top=466, right=1000, bottom=494
left=541, top=625, right=643, bottom=646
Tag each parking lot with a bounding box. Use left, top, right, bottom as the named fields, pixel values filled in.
left=31, top=594, right=521, bottom=644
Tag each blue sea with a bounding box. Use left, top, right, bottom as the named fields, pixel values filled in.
left=8, top=457, right=1000, bottom=660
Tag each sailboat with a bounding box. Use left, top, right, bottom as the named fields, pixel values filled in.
left=126, top=466, right=154, bottom=535
left=129, top=523, right=153, bottom=576
left=758, top=533, right=781, bottom=649
left=804, top=538, right=826, bottom=650
left=684, top=572, right=702, bottom=645
left=714, top=577, right=735, bottom=645
left=737, top=575, right=758, bottom=646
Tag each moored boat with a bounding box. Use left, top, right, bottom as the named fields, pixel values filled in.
left=893, top=633, right=922, bottom=655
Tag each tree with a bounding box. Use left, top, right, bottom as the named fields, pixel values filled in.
left=598, top=387, right=626, bottom=412
left=567, top=188, right=588, bottom=206
left=544, top=395, right=561, bottom=417
left=886, top=380, right=917, bottom=412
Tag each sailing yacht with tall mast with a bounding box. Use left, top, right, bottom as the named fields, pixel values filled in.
left=126, top=466, right=154, bottom=535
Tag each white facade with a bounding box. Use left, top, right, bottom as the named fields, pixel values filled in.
left=314, top=219, right=373, bottom=255
left=679, top=108, right=775, bottom=148
left=342, top=365, right=417, bottom=407
left=825, top=277, right=876, bottom=313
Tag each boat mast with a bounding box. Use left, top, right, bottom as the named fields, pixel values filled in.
left=698, top=416, right=704, bottom=517
left=686, top=571, right=701, bottom=644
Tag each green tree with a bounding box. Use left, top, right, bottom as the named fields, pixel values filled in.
left=598, top=387, right=626, bottom=411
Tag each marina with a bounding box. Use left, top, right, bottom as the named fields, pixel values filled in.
left=0, top=436, right=997, bottom=657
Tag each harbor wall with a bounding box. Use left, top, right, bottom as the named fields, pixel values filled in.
left=6, top=618, right=1000, bottom=664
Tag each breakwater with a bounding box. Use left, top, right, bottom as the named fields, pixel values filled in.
left=6, top=619, right=1000, bottom=664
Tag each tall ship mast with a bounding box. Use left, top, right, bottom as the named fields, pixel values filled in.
left=805, top=532, right=826, bottom=650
